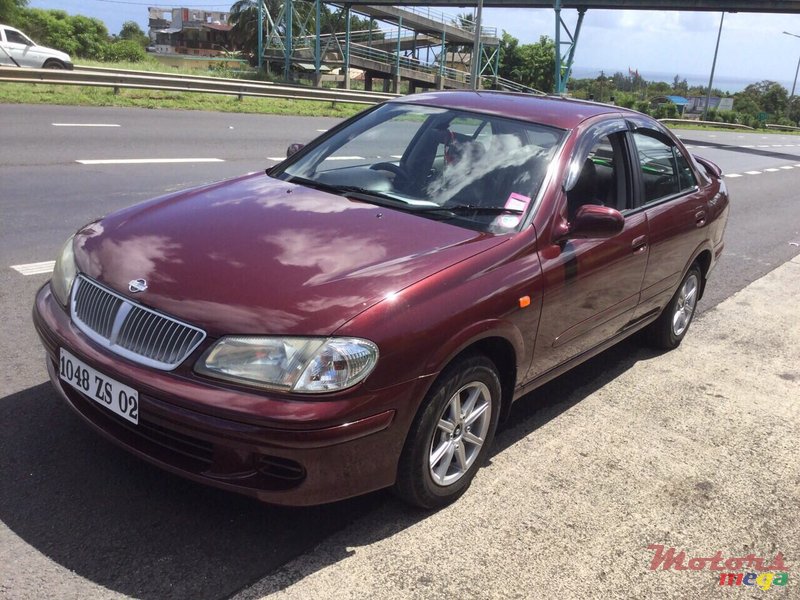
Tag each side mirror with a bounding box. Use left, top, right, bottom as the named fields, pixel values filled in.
left=568, top=205, right=624, bottom=239
left=286, top=143, right=305, bottom=158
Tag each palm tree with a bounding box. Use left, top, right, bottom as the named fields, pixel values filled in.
left=229, top=0, right=264, bottom=55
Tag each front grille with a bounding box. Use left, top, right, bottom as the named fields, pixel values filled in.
left=71, top=275, right=206, bottom=370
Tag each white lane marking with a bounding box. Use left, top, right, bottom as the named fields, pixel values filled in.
left=52, top=123, right=120, bottom=127
left=266, top=157, right=284, bottom=161
left=76, top=158, right=224, bottom=165
left=323, top=156, right=364, bottom=161
left=11, top=261, right=55, bottom=275
left=764, top=168, right=780, bottom=172
left=780, top=165, right=794, bottom=170
left=795, top=164, right=800, bottom=168
left=745, top=171, right=762, bottom=175
left=726, top=173, right=743, bottom=178
left=758, top=145, right=771, bottom=148
left=390, top=155, right=403, bottom=159
left=316, top=129, right=328, bottom=132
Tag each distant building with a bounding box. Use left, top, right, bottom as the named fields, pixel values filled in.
left=148, top=6, right=234, bottom=56
left=650, top=95, right=689, bottom=116
left=686, top=96, right=734, bottom=114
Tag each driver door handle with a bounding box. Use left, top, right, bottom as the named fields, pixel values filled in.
left=695, top=210, right=707, bottom=227
left=632, top=235, right=648, bottom=254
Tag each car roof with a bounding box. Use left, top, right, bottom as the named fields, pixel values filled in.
left=395, top=90, right=639, bottom=130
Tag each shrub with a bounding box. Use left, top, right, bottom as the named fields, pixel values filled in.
left=15, top=8, right=108, bottom=58
left=104, top=39, right=147, bottom=63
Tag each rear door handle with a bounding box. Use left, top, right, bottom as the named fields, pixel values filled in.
left=632, top=235, right=647, bottom=254
left=695, top=210, right=707, bottom=227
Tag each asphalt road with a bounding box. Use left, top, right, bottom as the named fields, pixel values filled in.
left=1, top=104, right=799, bottom=600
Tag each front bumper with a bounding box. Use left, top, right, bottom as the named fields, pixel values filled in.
left=33, top=283, right=421, bottom=506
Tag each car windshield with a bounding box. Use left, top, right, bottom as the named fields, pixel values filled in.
left=272, top=102, right=565, bottom=233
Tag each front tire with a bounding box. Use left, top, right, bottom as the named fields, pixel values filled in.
left=394, top=354, right=501, bottom=509
left=646, top=264, right=702, bottom=350
left=43, top=59, right=66, bottom=69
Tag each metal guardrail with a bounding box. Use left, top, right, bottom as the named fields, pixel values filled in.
left=659, top=118, right=754, bottom=131
left=765, top=123, right=800, bottom=131
left=0, top=65, right=399, bottom=105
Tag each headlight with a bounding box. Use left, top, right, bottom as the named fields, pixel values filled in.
left=51, top=235, right=77, bottom=306
left=195, top=336, right=379, bottom=394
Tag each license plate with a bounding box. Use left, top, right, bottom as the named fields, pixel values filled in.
left=59, top=348, right=139, bottom=424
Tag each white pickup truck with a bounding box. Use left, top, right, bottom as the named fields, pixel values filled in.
left=0, top=24, right=73, bottom=69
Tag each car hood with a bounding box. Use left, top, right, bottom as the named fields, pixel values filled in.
left=36, top=45, right=70, bottom=61
left=73, top=173, right=506, bottom=337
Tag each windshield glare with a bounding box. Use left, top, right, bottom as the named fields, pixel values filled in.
left=275, top=103, right=565, bottom=233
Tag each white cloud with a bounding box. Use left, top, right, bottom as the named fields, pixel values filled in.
left=482, top=7, right=800, bottom=87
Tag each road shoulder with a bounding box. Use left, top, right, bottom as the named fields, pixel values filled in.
left=236, top=255, right=800, bottom=600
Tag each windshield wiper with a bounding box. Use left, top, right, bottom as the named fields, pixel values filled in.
left=284, top=176, right=407, bottom=205
left=412, top=204, right=525, bottom=215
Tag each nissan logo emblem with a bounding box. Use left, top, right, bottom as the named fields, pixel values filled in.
left=128, top=279, right=148, bottom=293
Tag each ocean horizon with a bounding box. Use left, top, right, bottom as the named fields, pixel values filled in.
left=571, top=67, right=794, bottom=94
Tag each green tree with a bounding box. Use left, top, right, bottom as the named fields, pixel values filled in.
left=787, top=96, right=800, bottom=125
left=14, top=8, right=109, bottom=58
left=0, top=0, right=26, bottom=23
left=230, top=0, right=277, bottom=58
left=71, top=14, right=109, bottom=58
left=671, top=75, right=689, bottom=96
left=498, top=33, right=554, bottom=92
left=737, top=80, right=790, bottom=120
left=119, top=20, right=149, bottom=48
left=20, top=9, right=78, bottom=55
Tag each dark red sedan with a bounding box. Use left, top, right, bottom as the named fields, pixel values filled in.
left=33, top=92, right=729, bottom=508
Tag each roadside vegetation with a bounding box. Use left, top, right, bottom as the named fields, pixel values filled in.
left=0, top=82, right=365, bottom=117
left=568, top=71, right=800, bottom=129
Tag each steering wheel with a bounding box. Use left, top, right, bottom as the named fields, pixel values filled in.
left=370, top=162, right=411, bottom=188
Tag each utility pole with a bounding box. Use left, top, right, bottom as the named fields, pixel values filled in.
left=703, top=12, right=725, bottom=122
left=783, top=31, right=800, bottom=98
left=257, top=0, right=264, bottom=72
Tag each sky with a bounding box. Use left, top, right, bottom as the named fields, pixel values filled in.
left=26, top=0, right=800, bottom=91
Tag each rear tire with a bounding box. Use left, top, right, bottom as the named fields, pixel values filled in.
left=646, top=264, right=702, bottom=350
left=394, top=354, right=501, bottom=509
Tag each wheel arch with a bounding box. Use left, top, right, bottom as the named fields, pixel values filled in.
left=43, top=58, right=66, bottom=68
left=687, top=245, right=713, bottom=300
left=417, top=326, right=523, bottom=427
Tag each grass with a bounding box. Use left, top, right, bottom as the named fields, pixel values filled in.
left=663, top=122, right=800, bottom=135
left=0, top=57, right=370, bottom=117
left=77, top=58, right=261, bottom=80
left=0, top=81, right=367, bottom=118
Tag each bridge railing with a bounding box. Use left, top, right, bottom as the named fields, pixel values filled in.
left=397, top=5, right=498, bottom=38
left=349, top=43, right=474, bottom=82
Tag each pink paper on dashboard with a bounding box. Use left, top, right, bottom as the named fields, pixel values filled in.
left=505, top=192, right=531, bottom=212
